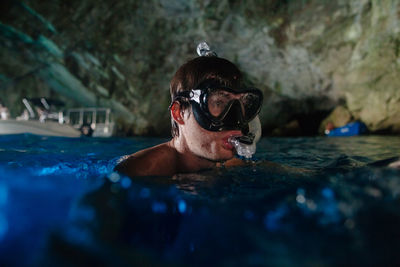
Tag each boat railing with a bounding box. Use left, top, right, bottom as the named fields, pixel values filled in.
left=20, top=98, right=64, bottom=123
left=17, top=98, right=114, bottom=137
left=65, top=108, right=114, bottom=137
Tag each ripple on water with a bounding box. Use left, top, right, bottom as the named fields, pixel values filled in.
left=0, top=135, right=399, bottom=266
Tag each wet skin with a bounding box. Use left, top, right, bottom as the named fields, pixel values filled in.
left=114, top=104, right=246, bottom=177
left=114, top=103, right=400, bottom=177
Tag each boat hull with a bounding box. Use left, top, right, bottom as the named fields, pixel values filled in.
left=0, top=120, right=81, bottom=137
left=327, top=121, right=367, bottom=137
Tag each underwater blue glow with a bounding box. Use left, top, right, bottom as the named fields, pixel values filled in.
left=0, top=135, right=399, bottom=265
left=140, top=188, right=151, bottom=198
left=296, top=187, right=307, bottom=205
left=296, top=187, right=305, bottom=196
left=296, top=194, right=306, bottom=204
left=177, top=199, right=187, bottom=213
left=321, top=187, right=335, bottom=199
left=36, top=163, right=78, bottom=176
left=152, top=201, right=167, bottom=213
left=109, top=172, right=121, bottom=183
left=0, top=184, right=7, bottom=206
left=121, top=177, right=132, bottom=189
left=264, top=205, right=289, bottom=231
left=318, top=187, right=341, bottom=224
left=0, top=214, right=8, bottom=241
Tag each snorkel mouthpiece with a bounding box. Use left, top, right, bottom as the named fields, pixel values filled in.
left=236, top=133, right=255, bottom=145
left=228, top=116, right=262, bottom=159
left=228, top=135, right=256, bottom=159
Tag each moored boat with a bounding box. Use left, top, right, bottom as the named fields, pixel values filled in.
left=0, top=119, right=81, bottom=137
left=325, top=121, right=368, bottom=137
left=0, top=98, right=115, bottom=137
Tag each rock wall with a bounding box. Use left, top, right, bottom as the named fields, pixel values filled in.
left=1, top=0, right=399, bottom=135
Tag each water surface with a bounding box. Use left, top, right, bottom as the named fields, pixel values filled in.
left=0, top=134, right=399, bottom=266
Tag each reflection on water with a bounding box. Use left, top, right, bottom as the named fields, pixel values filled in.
left=0, top=134, right=399, bottom=266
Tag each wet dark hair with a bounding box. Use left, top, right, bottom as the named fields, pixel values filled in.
left=169, top=56, right=243, bottom=137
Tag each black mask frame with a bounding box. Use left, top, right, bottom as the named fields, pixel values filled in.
left=173, top=79, right=263, bottom=133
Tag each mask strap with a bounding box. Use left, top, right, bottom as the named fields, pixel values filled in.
left=168, top=91, right=191, bottom=110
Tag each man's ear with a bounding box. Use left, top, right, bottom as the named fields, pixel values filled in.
left=170, top=102, right=185, bottom=125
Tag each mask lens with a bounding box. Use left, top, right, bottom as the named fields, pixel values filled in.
left=241, top=92, right=261, bottom=120
left=207, top=89, right=261, bottom=120
left=207, top=90, right=235, bottom=117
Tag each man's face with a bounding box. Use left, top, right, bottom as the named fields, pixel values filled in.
left=180, top=107, right=242, bottom=161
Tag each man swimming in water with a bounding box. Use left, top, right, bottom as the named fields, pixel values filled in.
left=114, top=44, right=263, bottom=177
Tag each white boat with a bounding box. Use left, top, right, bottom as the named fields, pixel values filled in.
left=0, top=119, right=81, bottom=137
left=0, top=98, right=115, bottom=138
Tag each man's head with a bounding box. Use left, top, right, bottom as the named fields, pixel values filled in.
left=169, top=56, right=262, bottom=162
left=170, top=56, right=243, bottom=137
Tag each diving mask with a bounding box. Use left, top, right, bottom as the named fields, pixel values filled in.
left=174, top=79, right=263, bottom=133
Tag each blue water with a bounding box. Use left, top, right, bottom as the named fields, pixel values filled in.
left=0, top=134, right=400, bottom=266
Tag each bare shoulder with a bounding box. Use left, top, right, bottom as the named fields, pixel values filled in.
left=114, top=142, right=178, bottom=177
